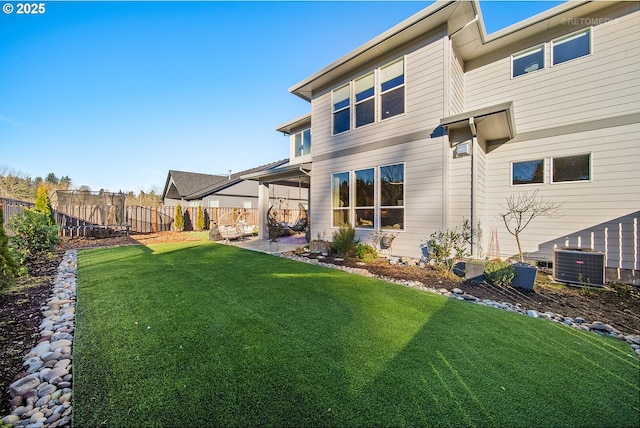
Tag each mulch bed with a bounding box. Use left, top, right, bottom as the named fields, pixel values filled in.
left=1, top=233, right=638, bottom=416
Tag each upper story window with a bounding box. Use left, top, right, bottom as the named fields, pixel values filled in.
left=355, top=73, right=375, bottom=128
left=380, top=58, right=405, bottom=120
left=552, top=29, right=591, bottom=66
left=512, top=46, right=545, bottom=78
left=512, top=159, right=544, bottom=185
left=332, top=84, right=351, bottom=134
left=293, top=128, right=311, bottom=158
left=331, top=57, right=405, bottom=135
left=552, top=154, right=591, bottom=183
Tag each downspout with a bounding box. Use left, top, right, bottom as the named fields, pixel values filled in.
left=468, top=117, right=477, bottom=257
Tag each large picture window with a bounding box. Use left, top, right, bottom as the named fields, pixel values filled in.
left=331, top=172, right=350, bottom=226
left=552, top=29, right=590, bottom=66
left=333, top=84, right=350, bottom=135
left=354, top=168, right=375, bottom=228
left=512, top=46, right=545, bottom=78
left=380, top=58, right=405, bottom=120
left=355, top=73, right=375, bottom=128
left=512, top=159, right=544, bottom=185
left=552, top=154, right=591, bottom=182
left=379, top=163, right=404, bottom=230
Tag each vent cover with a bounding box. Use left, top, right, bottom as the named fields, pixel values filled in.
left=553, top=248, right=605, bottom=286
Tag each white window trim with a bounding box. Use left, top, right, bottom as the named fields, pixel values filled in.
left=550, top=153, right=593, bottom=184
left=331, top=171, right=351, bottom=227
left=551, top=28, right=592, bottom=67
left=354, top=168, right=376, bottom=229
left=354, top=72, right=376, bottom=130
left=332, top=83, right=351, bottom=135
left=511, top=44, right=546, bottom=79
left=379, top=57, right=406, bottom=123
left=290, top=128, right=312, bottom=162
left=510, top=158, right=546, bottom=187
left=378, top=162, right=406, bottom=231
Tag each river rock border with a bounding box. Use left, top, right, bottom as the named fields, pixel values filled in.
left=283, top=253, right=640, bottom=357
left=2, top=250, right=77, bottom=428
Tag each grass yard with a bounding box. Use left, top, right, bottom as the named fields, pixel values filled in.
left=73, top=242, right=640, bottom=427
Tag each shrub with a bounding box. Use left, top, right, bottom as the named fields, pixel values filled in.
left=484, top=260, right=516, bottom=286
left=174, top=204, right=184, bottom=232
left=1, top=207, right=20, bottom=289
left=331, top=224, right=357, bottom=257
left=8, top=209, right=60, bottom=265
left=195, top=206, right=205, bottom=231
left=422, top=219, right=473, bottom=273
left=355, top=243, right=378, bottom=263
left=34, top=184, right=56, bottom=225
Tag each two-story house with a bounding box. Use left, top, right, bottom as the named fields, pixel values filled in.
left=248, top=0, right=639, bottom=284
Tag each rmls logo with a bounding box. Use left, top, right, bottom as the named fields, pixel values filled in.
left=562, top=17, right=618, bottom=26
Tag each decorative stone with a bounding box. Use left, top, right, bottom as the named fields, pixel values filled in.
left=50, top=339, right=72, bottom=351
left=9, top=376, right=41, bottom=398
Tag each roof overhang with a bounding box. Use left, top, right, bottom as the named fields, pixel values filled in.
left=242, top=163, right=312, bottom=184
left=440, top=102, right=516, bottom=144
left=289, top=0, right=465, bottom=101
left=289, top=0, right=618, bottom=100
left=276, top=113, right=312, bottom=135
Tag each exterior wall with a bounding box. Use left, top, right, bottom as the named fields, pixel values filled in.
left=465, top=3, right=640, bottom=131
left=308, top=27, right=449, bottom=257
left=481, top=123, right=640, bottom=273
left=463, top=3, right=640, bottom=273
left=310, top=27, right=447, bottom=159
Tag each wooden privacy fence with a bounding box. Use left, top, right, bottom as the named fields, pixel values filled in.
left=2, top=197, right=304, bottom=236
left=1, top=197, right=34, bottom=227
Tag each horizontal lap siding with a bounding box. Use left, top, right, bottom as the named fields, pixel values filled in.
left=308, top=29, right=449, bottom=258
left=465, top=9, right=640, bottom=132
left=482, top=124, right=640, bottom=269
left=311, top=30, right=446, bottom=158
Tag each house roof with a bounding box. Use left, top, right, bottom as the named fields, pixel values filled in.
left=185, top=159, right=290, bottom=200
left=289, top=0, right=616, bottom=101
left=162, top=170, right=227, bottom=201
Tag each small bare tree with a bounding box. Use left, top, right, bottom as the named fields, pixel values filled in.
left=500, top=190, right=562, bottom=263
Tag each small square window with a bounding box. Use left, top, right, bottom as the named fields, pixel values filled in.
left=512, top=159, right=544, bottom=185
left=553, top=29, right=590, bottom=66
left=512, top=46, right=545, bottom=78
left=552, top=154, right=591, bottom=182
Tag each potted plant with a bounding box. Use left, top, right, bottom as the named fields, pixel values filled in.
left=500, top=190, right=561, bottom=289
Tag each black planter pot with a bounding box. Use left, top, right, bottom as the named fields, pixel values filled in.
left=453, top=260, right=485, bottom=282
left=512, top=262, right=538, bottom=289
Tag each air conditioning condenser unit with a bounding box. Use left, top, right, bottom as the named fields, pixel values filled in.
left=553, top=248, right=605, bottom=286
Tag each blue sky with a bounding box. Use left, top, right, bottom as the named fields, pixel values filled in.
left=0, top=0, right=564, bottom=194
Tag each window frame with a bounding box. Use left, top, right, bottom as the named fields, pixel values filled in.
left=331, top=171, right=351, bottom=227
left=354, top=168, right=375, bottom=229
left=332, top=83, right=351, bottom=135
left=354, top=72, right=376, bottom=129
left=511, top=159, right=545, bottom=186
left=551, top=28, right=591, bottom=67
left=511, top=45, right=545, bottom=78
left=551, top=153, right=592, bottom=184
left=292, top=128, right=311, bottom=158
left=379, top=57, right=406, bottom=121
left=378, top=163, right=405, bottom=231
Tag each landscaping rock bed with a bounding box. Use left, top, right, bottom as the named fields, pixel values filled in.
left=1, top=251, right=77, bottom=427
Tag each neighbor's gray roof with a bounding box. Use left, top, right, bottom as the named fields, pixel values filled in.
left=162, top=170, right=227, bottom=200
left=184, top=159, right=290, bottom=200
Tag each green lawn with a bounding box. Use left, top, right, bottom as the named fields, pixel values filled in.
left=73, top=242, right=640, bottom=427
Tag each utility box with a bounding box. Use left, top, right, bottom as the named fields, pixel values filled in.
left=553, top=248, right=605, bottom=286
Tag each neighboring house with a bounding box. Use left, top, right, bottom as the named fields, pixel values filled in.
left=258, top=0, right=638, bottom=283
left=162, top=159, right=308, bottom=210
